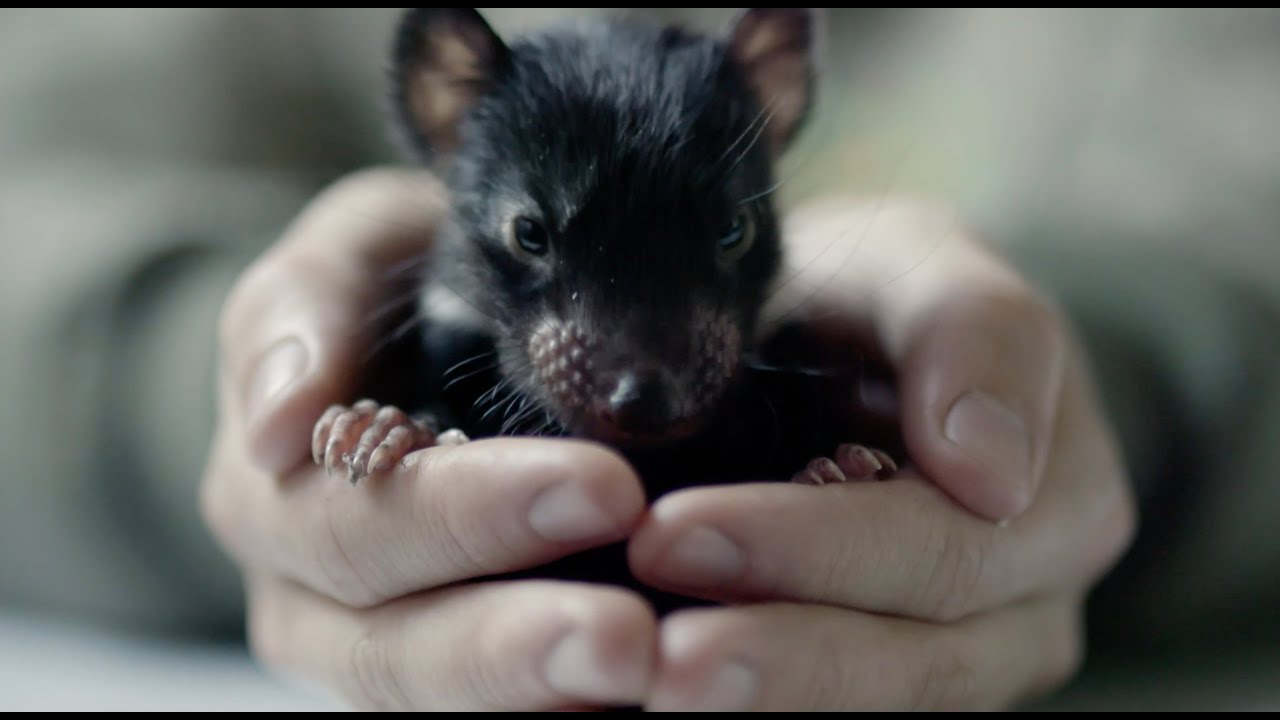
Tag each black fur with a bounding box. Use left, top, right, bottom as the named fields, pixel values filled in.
left=396, top=12, right=796, bottom=437
left=368, top=9, right=881, bottom=620
left=439, top=21, right=782, bottom=320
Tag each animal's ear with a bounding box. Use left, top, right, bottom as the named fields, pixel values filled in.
left=726, top=8, right=819, bottom=157
left=391, top=8, right=510, bottom=163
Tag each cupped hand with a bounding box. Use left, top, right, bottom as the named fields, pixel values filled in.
left=200, top=169, right=656, bottom=710
left=628, top=198, right=1138, bottom=710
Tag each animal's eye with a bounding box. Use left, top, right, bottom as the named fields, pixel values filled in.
left=510, top=216, right=550, bottom=256
left=717, top=207, right=755, bottom=258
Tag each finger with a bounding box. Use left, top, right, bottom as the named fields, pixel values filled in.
left=217, top=168, right=447, bottom=475
left=645, top=597, right=1083, bottom=711
left=775, top=200, right=1066, bottom=521
left=890, top=278, right=1065, bottom=522
left=628, top=358, right=1136, bottom=620
left=203, top=434, right=644, bottom=608
left=248, top=576, right=656, bottom=711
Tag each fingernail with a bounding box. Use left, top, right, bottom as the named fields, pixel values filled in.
left=661, top=527, right=744, bottom=587
left=651, top=659, right=758, bottom=712
left=649, top=615, right=757, bottom=712
left=696, top=661, right=758, bottom=711
left=528, top=484, right=619, bottom=543
left=544, top=630, right=617, bottom=700
left=246, top=337, right=308, bottom=425
left=944, top=391, right=1032, bottom=517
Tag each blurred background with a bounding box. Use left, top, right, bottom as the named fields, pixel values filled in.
left=0, top=8, right=1276, bottom=711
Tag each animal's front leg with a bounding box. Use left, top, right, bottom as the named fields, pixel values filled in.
left=790, top=443, right=898, bottom=485
left=312, top=399, right=470, bottom=484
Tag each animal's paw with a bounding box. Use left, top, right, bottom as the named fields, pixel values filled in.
left=790, top=443, right=898, bottom=485
left=311, top=400, right=469, bottom=484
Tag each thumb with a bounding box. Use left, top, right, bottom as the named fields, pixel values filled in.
left=217, top=169, right=447, bottom=474
left=778, top=199, right=1065, bottom=521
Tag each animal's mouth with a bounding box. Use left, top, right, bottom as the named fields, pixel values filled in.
left=575, top=412, right=706, bottom=449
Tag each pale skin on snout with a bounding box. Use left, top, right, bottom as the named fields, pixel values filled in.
left=201, top=168, right=1135, bottom=710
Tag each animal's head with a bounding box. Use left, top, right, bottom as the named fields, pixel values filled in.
left=393, top=8, right=818, bottom=445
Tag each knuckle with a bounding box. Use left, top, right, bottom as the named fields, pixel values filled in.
left=197, top=462, right=227, bottom=542
left=837, top=622, right=972, bottom=711
left=245, top=594, right=288, bottom=675
left=344, top=627, right=410, bottom=711
left=917, top=515, right=989, bottom=621
left=412, top=448, right=506, bottom=577
left=908, top=638, right=976, bottom=711
left=469, top=603, right=537, bottom=709
left=306, top=507, right=383, bottom=609
left=813, top=535, right=861, bottom=605
left=197, top=442, right=242, bottom=559
left=306, top=445, right=501, bottom=609
left=1036, top=603, right=1086, bottom=698
left=1077, top=453, right=1140, bottom=587
left=1102, top=478, right=1140, bottom=572
left=243, top=581, right=313, bottom=688
left=848, top=637, right=920, bottom=711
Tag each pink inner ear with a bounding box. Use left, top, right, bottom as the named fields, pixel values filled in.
left=407, top=28, right=493, bottom=153
left=729, top=8, right=815, bottom=157
left=396, top=9, right=507, bottom=161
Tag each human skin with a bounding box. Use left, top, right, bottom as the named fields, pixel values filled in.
left=201, top=168, right=1135, bottom=710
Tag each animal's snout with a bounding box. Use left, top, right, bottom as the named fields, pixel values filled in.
left=526, top=311, right=740, bottom=446
left=602, top=369, right=674, bottom=436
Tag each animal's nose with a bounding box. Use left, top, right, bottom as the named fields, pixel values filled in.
left=603, top=370, right=672, bottom=435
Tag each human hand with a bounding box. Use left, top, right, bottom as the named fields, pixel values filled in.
left=627, top=198, right=1138, bottom=710
left=200, top=169, right=657, bottom=710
